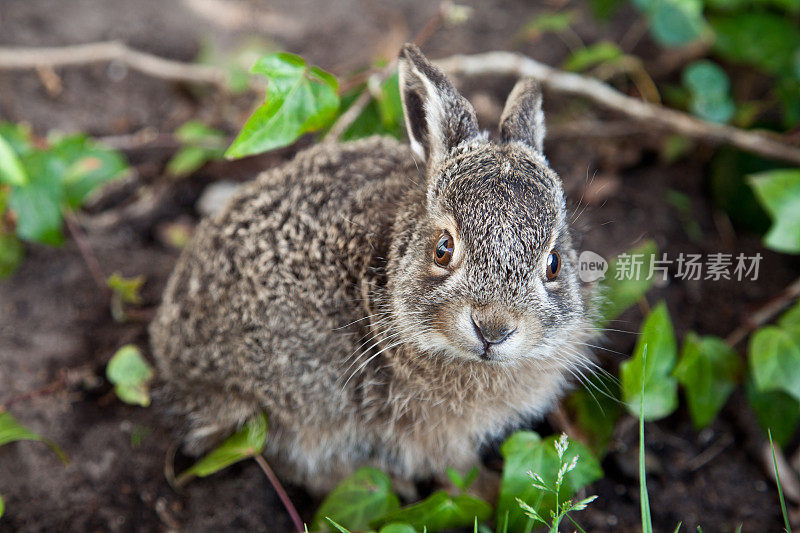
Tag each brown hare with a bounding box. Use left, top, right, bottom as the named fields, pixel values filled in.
left=149, top=43, right=594, bottom=496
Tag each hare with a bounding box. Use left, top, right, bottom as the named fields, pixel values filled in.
left=149, top=44, right=594, bottom=496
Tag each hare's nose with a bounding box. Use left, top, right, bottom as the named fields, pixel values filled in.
left=471, top=312, right=516, bottom=346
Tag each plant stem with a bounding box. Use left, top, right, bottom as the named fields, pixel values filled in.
left=63, top=212, right=109, bottom=298
left=253, top=454, right=304, bottom=533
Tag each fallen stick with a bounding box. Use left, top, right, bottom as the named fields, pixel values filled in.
left=2, top=43, right=799, bottom=164
left=0, top=41, right=230, bottom=89
left=436, top=51, right=800, bottom=166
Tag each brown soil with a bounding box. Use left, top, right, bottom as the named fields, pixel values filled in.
left=1, top=0, right=797, bottom=531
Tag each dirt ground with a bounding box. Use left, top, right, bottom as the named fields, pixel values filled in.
left=1, top=0, right=798, bottom=531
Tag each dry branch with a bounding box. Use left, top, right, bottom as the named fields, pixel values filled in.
left=0, top=41, right=230, bottom=89
left=435, top=52, right=800, bottom=166
left=2, top=42, right=800, bottom=164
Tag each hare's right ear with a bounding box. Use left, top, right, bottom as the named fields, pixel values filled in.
left=398, top=43, right=480, bottom=164
left=499, top=78, right=545, bottom=153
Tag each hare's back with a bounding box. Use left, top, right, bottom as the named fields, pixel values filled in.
left=150, top=136, right=417, bottom=390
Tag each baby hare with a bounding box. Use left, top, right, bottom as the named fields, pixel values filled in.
left=150, top=44, right=593, bottom=495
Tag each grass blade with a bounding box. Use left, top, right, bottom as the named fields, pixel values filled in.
left=639, top=344, right=653, bottom=533
left=768, top=429, right=793, bottom=533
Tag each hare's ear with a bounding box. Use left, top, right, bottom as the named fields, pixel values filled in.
left=398, top=43, right=480, bottom=163
left=499, top=78, right=545, bottom=153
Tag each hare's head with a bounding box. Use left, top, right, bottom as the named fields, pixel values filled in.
left=387, top=44, right=588, bottom=365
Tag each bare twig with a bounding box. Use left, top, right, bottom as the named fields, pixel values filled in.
left=0, top=41, right=230, bottom=89
left=63, top=212, right=110, bottom=298
left=253, top=454, right=304, bottom=533
left=725, top=275, right=800, bottom=347
left=436, top=51, right=800, bottom=165
left=3, top=42, right=800, bottom=164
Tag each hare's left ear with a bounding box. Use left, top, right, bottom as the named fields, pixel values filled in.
left=499, top=78, right=545, bottom=153
left=399, top=43, right=480, bottom=163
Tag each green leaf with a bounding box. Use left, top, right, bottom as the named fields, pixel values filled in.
left=0, top=411, right=68, bottom=463
left=0, top=493, right=4, bottom=518
left=106, top=345, right=154, bottom=407
left=621, top=302, right=679, bottom=420
left=596, top=240, right=658, bottom=327
left=0, top=122, right=34, bottom=157
left=0, top=232, right=24, bottom=278
left=750, top=326, right=800, bottom=402
left=167, top=123, right=227, bottom=176
left=682, top=60, right=735, bottom=124
left=167, top=146, right=212, bottom=177
left=0, top=134, right=28, bottom=187
left=371, top=491, right=491, bottom=532
left=50, top=135, right=127, bottom=209
left=445, top=466, right=479, bottom=493
left=174, top=121, right=227, bottom=146
left=711, top=12, right=800, bottom=78
left=565, top=373, right=622, bottom=457
left=674, top=333, right=741, bottom=428
left=107, top=272, right=145, bottom=304
left=313, top=467, right=400, bottom=532
left=519, top=10, right=577, bottom=40
left=180, top=412, right=268, bottom=478
left=8, top=179, right=63, bottom=246
left=378, top=524, right=417, bottom=533
left=563, top=42, right=624, bottom=72
left=748, top=169, right=800, bottom=254
left=226, top=53, right=339, bottom=158
left=495, top=431, right=602, bottom=533
left=636, top=0, right=708, bottom=47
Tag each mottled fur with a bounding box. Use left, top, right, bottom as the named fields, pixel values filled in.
left=149, top=44, right=594, bottom=495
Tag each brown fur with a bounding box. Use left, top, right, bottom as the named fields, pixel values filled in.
left=149, top=44, right=594, bottom=495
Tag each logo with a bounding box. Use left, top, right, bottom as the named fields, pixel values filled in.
left=578, top=250, right=608, bottom=282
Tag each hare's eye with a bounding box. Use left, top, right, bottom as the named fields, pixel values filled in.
left=546, top=250, right=561, bottom=281
left=434, top=232, right=454, bottom=268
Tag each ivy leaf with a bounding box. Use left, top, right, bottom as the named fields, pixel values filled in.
left=0, top=411, right=68, bottom=463
left=621, top=302, right=679, bottom=420
left=745, top=378, right=800, bottom=447
left=0, top=122, right=34, bottom=158
left=167, top=121, right=228, bottom=177
left=495, top=431, right=602, bottom=533
left=180, top=413, right=268, bottom=479
left=378, top=524, right=416, bottom=533
left=749, top=326, right=800, bottom=402
left=371, top=491, right=491, bottom=532
left=313, top=467, right=400, bottom=532
left=0, top=233, right=24, bottom=279
left=106, top=345, right=154, bottom=407
left=0, top=134, right=28, bottom=187
left=711, top=12, right=800, bottom=79
left=674, top=333, right=741, bottom=428
left=50, top=134, right=127, bottom=209
left=563, top=41, right=624, bottom=72
left=342, top=71, right=405, bottom=141
left=682, top=60, right=735, bottom=124
left=518, top=10, right=577, bottom=41
left=596, top=240, right=658, bottom=327
left=226, top=53, right=339, bottom=158
left=635, top=0, right=709, bottom=47
left=748, top=169, right=800, bottom=254
left=8, top=178, right=63, bottom=246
